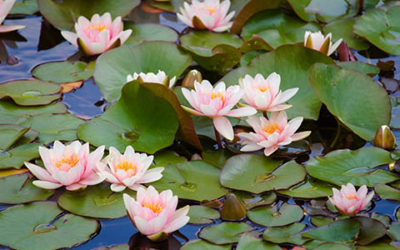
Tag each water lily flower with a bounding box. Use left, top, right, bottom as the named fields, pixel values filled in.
left=24, top=141, right=105, bottom=191
left=177, top=0, right=235, bottom=32
left=127, top=70, right=177, bottom=88
left=123, top=186, right=190, bottom=241
left=238, top=111, right=311, bottom=156
left=239, top=73, right=298, bottom=112
left=0, top=0, right=25, bottom=33
left=182, top=80, right=257, bottom=140
left=304, top=31, right=342, bottom=56
left=97, top=146, right=164, bottom=192
left=329, top=183, right=374, bottom=216
left=61, top=12, right=132, bottom=55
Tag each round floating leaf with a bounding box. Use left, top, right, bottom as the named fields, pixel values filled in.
left=324, top=19, right=370, bottom=50
left=58, top=184, right=136, bottom=219
left=152, top=160, right=228, bottom=201
left=375, top=183, right=400, bottom=201
left=354, top=4, right=400, bottom=55
left=94, top=41, right=192, bottom=102
left=303, top=0, right=359, bottom=23
left=0, top=173, right=54, bottom=204
left=302, top=219, right=360, bottom=242
left=188, top=205, right=220, bottom=224
left=199, top=222, right=253, bottom=245
left=237, top=232, right=281, bottom=250
left=0, top=80, right=61, bottom=106
left=0, top=202, right=99, bottom=250
left=248, top=203, right=304, bottom=227
left=221, top=45, right=334, bottom=120
left=78, top=81, right=179, bottom=154
left=220, top=154, right=306, bottom=194
left=154, top=151, right=187, bottom=166
left=37, top=0, right=140, bottom=30
left=181, top=240, right=230, bottom=250
left=32, top=61, right=93, bottom=84
left=0, top=143, right=40, bottom=169
left=125, top=23, right=178, bottom=45
left=241, top=10, right=320, bottom=49
left=354, top=216, right=386, bottom=245
left=10, top=0, right=38, bottom=15
left=287, top=0, right=317, bottom=22
left=309, top=63, right=391, bottom=140
left=306, top=147, right=399, bottom=187
left=0, top=124, right=29, bottom=150
left=388, top=222, right=400, bottom=241
left=278, top=178, right=335, bottom=198
left=314, top=243, right=352, bottom=250
left=235, top=191, right=276, bottom=210
left=202, top=149, right=234, bottom=169
left=263, top=223, right=306, bottom=245
left=310, top=216, right=335, bottom=227
left=358, top=240, right=399, bottom=250
left=337, top=61, right=380, bottom=76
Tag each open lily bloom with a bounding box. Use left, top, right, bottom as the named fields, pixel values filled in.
left=0, top=0, right=25, bottom=33
left=182, top=80, right=257, bottom=140
left=177, top=0, right=235, bottom=32
left=329, top=183, right=374, bottom=216
left=127, top=70, right=177, bottom=88
left=61, top=12, right=132, bottom=55
left=240, top=73, right=298, bottom=112
left=304, top=31, right=343, bottom=56
left=24, top=141, right=105, bottom=191
left=123, top=186, right=190, bottom=241
left=97, top=146, right=164, bottom=192
left=238, top=111, right=311, bottom=156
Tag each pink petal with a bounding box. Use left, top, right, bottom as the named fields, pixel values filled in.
left=227, top=107, right=257, bottom=117
left=61, top=30, right=78, bottom=47
left=163, top=205, right=190, bottom=233
left=32, top=180, right=63, bottom=189
left=66, top=183, right=87, bottom=191
left=24, top=162, right=57, bottom=183
left=111, top=183, right=126, bottom=192
left=0, top=24, right=25, bottom=33
left=213, top=116, right=234, bottom=140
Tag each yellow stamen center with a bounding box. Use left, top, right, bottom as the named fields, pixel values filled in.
left=346, top=194, right=360, bottom=201
left=143, top=202, right=163, bottom=214
left=89, top=24, right=107, bottom=32
left=205, top=7, right=217, bottom=14
left=210, top=91, right=226, bottom=105
left=116, top=159, right=137, bottom=175
left=258, top=86, right=270, bottom=92
left=263, top=122, right=281, bottom=134
left=55, top=153, right=79, bottom=169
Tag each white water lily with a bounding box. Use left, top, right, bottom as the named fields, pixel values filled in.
left=127, top=70, right=177, bottom=88
left=304, top=31, right=343, bottom=56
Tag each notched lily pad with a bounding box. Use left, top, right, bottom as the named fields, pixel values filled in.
left=125, top=23, right=178, bottom=45
left=32, top=61, right=93, bottom=84
left=263, top=222, right=307, bottom=245
left=0, top=124, right=30, bottom=150
left=337, top=61, right=380, bottom=76
left=278, top=178, right=335, bottom=198
left=235, top=191, right=276, bottom=209
left=237, top=232, right=281, bottom=250
left=188, top=205, right=220, bottom=224
left=199, top=222, right=253, bottom=245
left=181, top=239, right=231, bottom=250
left=248, top=203, right=304, bottom=227
left=375, top=183, right=400, bottom=201
left=324, top=19, right=370, bottom=50
left=0, top=143, right=40, bottom=169
left=302, top=219, right=360, bottom=242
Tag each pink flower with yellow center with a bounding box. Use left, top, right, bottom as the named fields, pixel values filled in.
left=61, top=12, right=132, bottom=55
left=123, top=186, right=190, bottom=241
left=239, top=73, right=299, bottom=112
left=329, top=183, right=374, bottom=215
left=304, top=31, right=343, bottom=56
left=182, top=80, right=257, bottom=140
left=238, top=111, right=311, bottom=156
left=177, top=0, right=235, bottom=32
left=24, top=141, right=105, bottom=191
left=0, top=0, right=25, bottom=33
left=97, top=146, right=164, bottom=192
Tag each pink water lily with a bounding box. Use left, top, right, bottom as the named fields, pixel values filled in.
left=61, top=12, right=132, bottom=55
left=329, top=183, right=374, bottom=216
left=24, top=141, right=105, bottom=191
left=0, top=0, right=25, bottom=33
left=240, top=73, right=298, bottom=112
left=304, top=31, right=343, bottom=56
left=127, top=70, right=177, bottom=88
left=182, top=80, right=257, bottom=140
left=123, top=186, right=190, bottom=241
left=238, top=111, right=311, bottom=156
left=97, top=146, right=164, bottom=192
left=177, top=0, right=235, bottom=32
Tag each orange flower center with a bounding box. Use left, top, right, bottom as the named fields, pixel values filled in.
left=258, top=86, right=270, bottom=92
left=55, top=153, right=79, bottom=169
left=143, top=202, right=163, bottom=214
left=205, top=7, right=217, bottom=14
left=89, top=24, right=107, bottom=32
left=210, top=91, right=226, bottom=105
left=116, top=159, right=137, bottom=176
left=263, top=122, right=281, bottom=134
left=346, top=194, right=360, bottom=201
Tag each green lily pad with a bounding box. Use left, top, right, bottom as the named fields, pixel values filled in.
left=310, top=216, right=335, bottom=227
left=202, top=149, right=233, bottom=169
left=0, top=172, right=54, bottom=204
left=32, top=61, right=93, bottom=84
left=302, top=219, right=360, bottom=242
left=278, top=178, right=335, bottom=198
left=220, top=154, right=306, bottom=194
left=0, top=202, right=99, bottom=250
left=304, top=0, right=359, bottom=23
left=10, top=0, right=38, bottom=15
left=337, top=61, right=380, bottom=76
left=354, top=216, right=387, bottom=245
left=309, top=63, right=391, bottom=140
left=181, top=240, right=230, bottom=250
left=357, top=240, right=399, bottom=250
left=154, top=151, right=187, bottom=166
left=354, top=4, right=400, bottom=55
left=152, top=160, right=228, bottom=201
left=14, top=128, right=40, bottom=146
left=306, top=147, right=399, bottom=187
left=248, top=203, right=304, bottom=227
left=241, top=10, right=320, bottom=49
left=287, top=0, right=317, bottom=22
left=94, top=41, right=192, bottom=102
left=221, top=45, right=334, bottom=120
left=199, top=222, right=253, bottom=245
left=188, top=206, right=220, bottom=224
left=37, top=0, right=140, bottom=30
left=263, top=223, right=307, bottom=245
left=388, top=222, right=400, bottom=241
left=0, top=143, right=40, bottom=169
left=0, top=124, right=30, bottom=150
left=125, top=23, right=178, bottom=45
left=237, top=232, right=281, bottom=250
left=0, top=80, right=61, bottom=106
left=78, top=81, right=179, bottom=154
left=235, top=191, right=277, bottom=210
left=314, top=243, right=352, bottom=250
left=58, top=184, right=136, bottom=219
left=375, top=183, right=400, bottom=201
left=324, top=19, right=370, bottom=50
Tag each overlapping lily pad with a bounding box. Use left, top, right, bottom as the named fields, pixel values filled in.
left=237, top=232, right=281, bottom=250
left=278, top=178, right=334, bottom=198
left=375, top=183, right=400, bottom=201
left=32, top=61, right=93, bottom=84
left=188, top=206, right=220, bottom=224
left=248, top=203, right=304, bottom=227
left=199, top=222, right=253, bottom=245
left=181, top=240, right=230, bottom=250
left=324, top=19, right=370, bottom=50
left=263, top=223, right=307, bottom=245
left=0, top=143, right=40, bottom=169
left=337, top=61, right=380, bottom=76
left=125, top=23, right=178, bottom=45
left=303, top=219, right=360, bottom=242
left=0, top=124, right=29, bottom=150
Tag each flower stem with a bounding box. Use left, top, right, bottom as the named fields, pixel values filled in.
left=214, top=126, right=223, bottom=149
left=263, top=111, right=268, bottom=119
left=330, top=122, right=342, bottom=149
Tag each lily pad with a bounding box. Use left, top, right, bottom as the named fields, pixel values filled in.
left=221, top=45, right=334, bottom=120
left=220, top=154, right=306, bottom=194
left=314, top=243, right=352, bottom=250
left=199, top=222, right=253, bottom=245
left=0, top=80, right=61, bottom=106
left=306, top=147, right=399, bottom=187
left=0, top=173, right=54, bottom=204
left=10, top=0, right=38, bottom=15
left=78, top=81, right=179, bottom=154
left=388, top=222, right=400, bottom=241
left=278, top=178, right=335, bottom=198
left=248, top=203, right=304, bottom=227
left=287, top=0, right=317, bottom=22
left=125, top=23, right=178, bottom=45
left=94, top=41, right=192, bottom=102
left=310, top=216, right=335, bottom=227
left=181, top=240, right=230, bottom=250
left=0, top=124, right=29, bottom=150
left=188, top=205, right=220, bottom=224
left=263, top=223, right=307, bottom=245
left=58, top=184, right=136, bottom=219
left=302, top=219, right=360, bottom=242
left=202, top=149, right=233, bottom=169
left=235, top=191, right=276, bottom=209
left=0, top=143, right=40, bottom=169
left=304, top=0, right=359, bottom=23
left=32, top=61, right=93, bottom=84
left=337, top=61, right=380, bottom=76
left=237, top=232, right=281, bottom=250
left=309, top=63, right=391, bottom=140
left=154, top=151, right=187, bottom=166
left=152, top=160, right=228, bottom=201
left=354, top=216, right=387, bottom=245
left=324, top=19, right=370, bottom=50
left=0, top=202, right=99, bottom=250
left=375, top=183, right=400, bottom=201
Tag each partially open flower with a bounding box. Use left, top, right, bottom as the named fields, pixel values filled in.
left=126, top=70, right=177, bottom=88
left=123, top=186, right=190, bottom=241
left=0, top=0, right=25, bottom=33
left=61, top=12, right=132, bottom=55
left=304, top=31, right=342, bottom=56
left=177, top=0, right=235, bottom=32
left=24, top=141, right=105, bottom=191
left=97, top=146, right=163, bottom=192
left=329, top=183, right=374, bottom=216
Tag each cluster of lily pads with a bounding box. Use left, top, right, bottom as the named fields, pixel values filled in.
left=0, top=0, right=400, bottom=249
